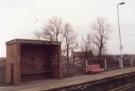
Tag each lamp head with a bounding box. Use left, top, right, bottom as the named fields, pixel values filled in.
left=119, top=2, right=125, bottom=5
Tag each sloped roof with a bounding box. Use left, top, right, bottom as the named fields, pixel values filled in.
left=72, top=51, right=94, bottom=58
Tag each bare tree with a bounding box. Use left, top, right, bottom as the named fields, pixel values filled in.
left=91, top=17, right=111, bottom=58
left=34, top=19, right=78, bottom=74
left=81, top=33, right=93, bottom=52
left=81, top=33, right=94, bottom=59
left=35, top=17, right=63, bottom=42
left=34, top=31, right=42, bottom=40
left=63, top=23, right=77, bottom=73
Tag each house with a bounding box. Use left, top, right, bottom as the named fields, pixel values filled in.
left=72, top=51, right=94, bottom=72
left=72, top=51, right=94, bottom=62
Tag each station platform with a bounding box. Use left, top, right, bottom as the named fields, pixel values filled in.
left=0, top=67, right=135, bottom=91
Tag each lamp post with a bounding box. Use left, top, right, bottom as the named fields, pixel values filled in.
left=117, top=2, right=125, bottom=69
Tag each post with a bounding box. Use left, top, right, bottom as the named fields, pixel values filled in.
left=104, top=58, right=107, bottom=70
left=130, top=57, right=133, bottom=66
left=117, top=2, right=125, bottom=68
left=85, top=59, right=88, bottom=72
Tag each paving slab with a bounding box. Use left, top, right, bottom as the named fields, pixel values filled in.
left=0, top=67, right=135, bottom=91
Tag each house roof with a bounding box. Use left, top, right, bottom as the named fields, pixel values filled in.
left=72, top=51, right=94, bottom=58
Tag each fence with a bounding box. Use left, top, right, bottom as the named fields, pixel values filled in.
left=0, top=58, right=6, bottom=83
left=62, top=56, right=135, bottom=77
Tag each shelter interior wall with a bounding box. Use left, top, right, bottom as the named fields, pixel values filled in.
left=20, top=44, right=51, bottom=75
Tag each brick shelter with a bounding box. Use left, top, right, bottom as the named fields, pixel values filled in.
left=6, top=39, right=62, bottom=84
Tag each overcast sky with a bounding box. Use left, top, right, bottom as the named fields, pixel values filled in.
left=0, top=0, right=135, bottom=57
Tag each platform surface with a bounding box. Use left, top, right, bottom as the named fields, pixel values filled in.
left=0, top=67, right=135, bottom=91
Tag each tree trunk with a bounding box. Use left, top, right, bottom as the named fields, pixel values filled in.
left=56, top=35, right=58, bottom=42
left=98, top=47, right=102, bottom=58
left=66, top=43, right=70, bottom=75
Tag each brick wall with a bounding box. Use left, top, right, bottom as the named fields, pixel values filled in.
left=21, top=45, right=50, bottom=75
left=6, top=43, right=21, bottom=84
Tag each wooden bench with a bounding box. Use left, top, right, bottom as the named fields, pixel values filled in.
left=86, top=64, right=104, bottom=73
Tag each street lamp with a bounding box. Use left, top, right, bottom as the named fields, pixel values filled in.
left=117, top=2, right=125, bottom=69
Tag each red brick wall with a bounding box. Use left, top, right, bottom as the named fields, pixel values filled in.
left=50, top=45, right=60, bottom=78
left=6, top=43, right=21, bottom=84
left=21, top=45, right=50, bottom=75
